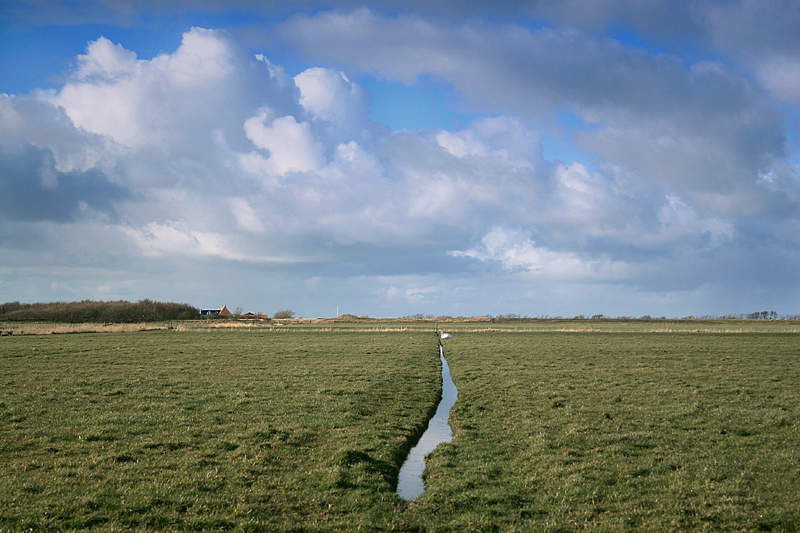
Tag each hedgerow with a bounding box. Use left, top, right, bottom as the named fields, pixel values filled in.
left=0, top=299, right=198, bottom=323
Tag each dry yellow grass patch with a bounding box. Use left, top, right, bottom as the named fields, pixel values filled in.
left=1, top=323, right=168, bottom=335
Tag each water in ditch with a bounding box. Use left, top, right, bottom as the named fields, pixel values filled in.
left=396, top=342, right=458, bottom=501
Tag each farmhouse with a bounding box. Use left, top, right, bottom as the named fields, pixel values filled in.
left=242, top=312, right=270, bottom=319
left=200, top=306, right=269, bottom=319
left=200, top=305, right=233, bottom=318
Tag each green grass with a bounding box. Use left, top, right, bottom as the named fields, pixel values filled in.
left=0, top=329, right=441, bottom=530
left=424, top=332, right=800, bottom=531
left=2, top=325, right=799, bottom=531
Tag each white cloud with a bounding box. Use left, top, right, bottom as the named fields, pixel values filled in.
left=42, top=27, right=301, bottom=159
left=436, top=130, right=488, bottom=159
left=165, top=27, right=237, bottom=87
left=122, top=221, right=225, bottom=258
left=243, top=110, right=326, bottom=175
left=657, top=195, right=735, bottom=248
left=121, top=221, right=307, bottom=264
left=549, top=162, right=629, bottom=232
left=451, top=228, right=629, bottom=281
left=295, top=67, right=370, bottom=127
left=43, top=37, right=152, bottom=147
left=0, top=94, right=107, bottom=175
left=435, top=115, right=541, bottom=166
left=228, top=197, right=265, bottom=232
left=72, top=36, right=139, bottom=82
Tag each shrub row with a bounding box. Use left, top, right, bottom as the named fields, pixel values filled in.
left=0, top=299, right=199, bottom=323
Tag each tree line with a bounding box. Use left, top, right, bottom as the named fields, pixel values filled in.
left=0, top=299, right=199, bottom=323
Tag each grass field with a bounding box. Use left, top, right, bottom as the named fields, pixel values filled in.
left=2, top=322, right=799, bottom=531
left=0, top=330, right=441, bottom=530
left=430, top=331, right=800, bottom=531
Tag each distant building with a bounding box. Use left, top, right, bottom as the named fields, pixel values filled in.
left=201, top=306, right=268, bottom=319
left=241, top=312, right=270, bottom=320
left=200, top=305, right=233, bottom=318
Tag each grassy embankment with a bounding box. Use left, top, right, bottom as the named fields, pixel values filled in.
left=2, top=322, right=799, bottom=530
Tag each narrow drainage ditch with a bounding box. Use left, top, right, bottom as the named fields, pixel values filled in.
left=396, top=337, right=458, bottom=501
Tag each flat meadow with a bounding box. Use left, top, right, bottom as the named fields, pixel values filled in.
left=1, top=319, right=798, bottom=531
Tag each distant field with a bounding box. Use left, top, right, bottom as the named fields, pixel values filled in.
left=2, top=324, right=799, bottom=530
left=4, top=317, right=798, bottom=336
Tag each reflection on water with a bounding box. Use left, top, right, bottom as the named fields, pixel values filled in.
left=397, top=343, right=458, bottom=501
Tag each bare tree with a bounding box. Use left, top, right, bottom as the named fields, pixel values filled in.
left=273, top=309, right=295, bottom=319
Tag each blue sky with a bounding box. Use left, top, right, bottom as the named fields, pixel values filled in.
left=1, top=0, right=799, bottom=318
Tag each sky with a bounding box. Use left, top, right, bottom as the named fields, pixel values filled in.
left=1, top=0, right=798, bottom=318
